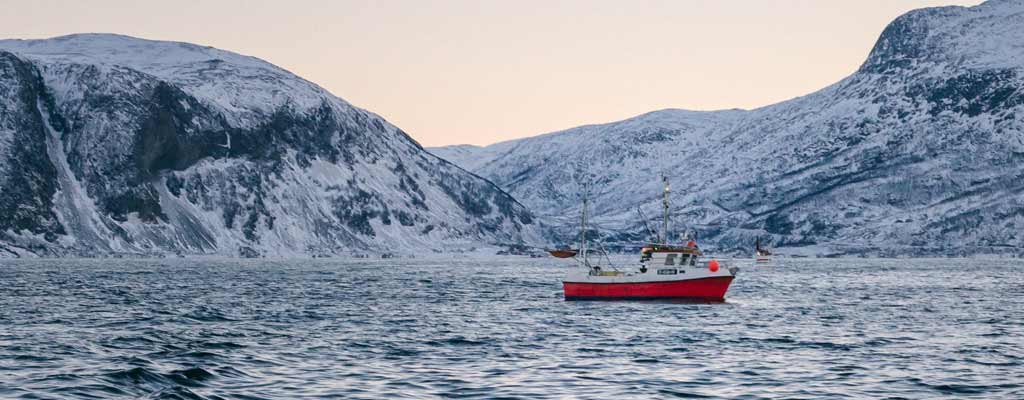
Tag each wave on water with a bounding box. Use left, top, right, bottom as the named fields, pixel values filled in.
left=0, top=257, right=1021, bottom=399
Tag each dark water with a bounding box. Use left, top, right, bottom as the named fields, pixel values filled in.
left=1, top=257, right=1022, bottom=399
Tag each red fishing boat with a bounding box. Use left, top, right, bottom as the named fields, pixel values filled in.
left=563, top=244, right=736, bottom=301
left=558, top=177, right=738, bottom=301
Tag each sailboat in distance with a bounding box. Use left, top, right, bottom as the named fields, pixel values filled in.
left=755, top=238, right=773, bottom=264
left=547, top=167, right=608, bottom=261
left=560, top=176, right=739, bottom=301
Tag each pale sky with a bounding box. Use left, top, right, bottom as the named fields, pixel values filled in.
left=1, top=0, right=983, bottom=147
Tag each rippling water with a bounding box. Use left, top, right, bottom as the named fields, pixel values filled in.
left=1, top=257, right=1022, bottom=399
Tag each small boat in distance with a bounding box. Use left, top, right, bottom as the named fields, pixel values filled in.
left=755, top=238, right=772, bottom=264
left=559, top=176, right=738, bottom=301
left=547, top=248, right=578, bottom=258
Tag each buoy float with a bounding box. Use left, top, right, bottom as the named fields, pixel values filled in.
left=708, top=259, right=720, bottom=272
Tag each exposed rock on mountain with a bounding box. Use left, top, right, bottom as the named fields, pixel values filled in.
left=0, top=34, right=538, bottom=257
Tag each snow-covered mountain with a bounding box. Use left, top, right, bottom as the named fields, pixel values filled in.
left=432, top=0, right=1024, bottom=256
left=0, top=34, right=539, bottom=257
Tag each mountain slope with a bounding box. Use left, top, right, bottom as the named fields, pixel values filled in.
left=431, top=0, right=1024, bottom=256
left=0, top=34, right=539, bottom=257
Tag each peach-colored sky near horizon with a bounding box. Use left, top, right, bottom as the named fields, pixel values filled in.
left=2, top=0, right=983, bottom=147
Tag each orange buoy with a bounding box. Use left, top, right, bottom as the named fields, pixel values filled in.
left=708, top=259, right=720, bottom=272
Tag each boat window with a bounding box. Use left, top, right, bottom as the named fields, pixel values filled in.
left=664, top=253, right=676, bottom=266
left=690, top=256, right=697, bottom=266
left=679, top=254, right=690, bottom=267
left=658, top=268, right=677, bottom=275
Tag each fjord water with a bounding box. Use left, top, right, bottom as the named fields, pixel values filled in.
left=1, top=258, right=1021, bottom=399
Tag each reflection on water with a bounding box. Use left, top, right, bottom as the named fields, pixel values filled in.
left=0, top=257, right=1021, bottom=398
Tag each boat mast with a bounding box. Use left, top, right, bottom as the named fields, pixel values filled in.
left=580, top=181, right=590, bottom=268
left=662, top=176, right=670, bottom=245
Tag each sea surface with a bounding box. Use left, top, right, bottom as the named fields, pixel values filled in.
left=1, top=257, right=1022, bottom=399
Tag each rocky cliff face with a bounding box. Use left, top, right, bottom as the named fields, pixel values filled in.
left=0, top=34, right=539, bottom=257
left=432, top=0, right=1024, bottom=256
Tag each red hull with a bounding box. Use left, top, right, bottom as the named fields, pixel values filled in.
left=563, top=276, right=734, bottom=301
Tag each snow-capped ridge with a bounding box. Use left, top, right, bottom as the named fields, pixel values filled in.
left=431, top=0, right=1024, bottom=256
left=0, top=34, right=542, bottom=257
left=3, top=33, right=288, bottom=80
left=861, top=0, right=1024, bottom=73
left=0, top=33, right=357, bottom=129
